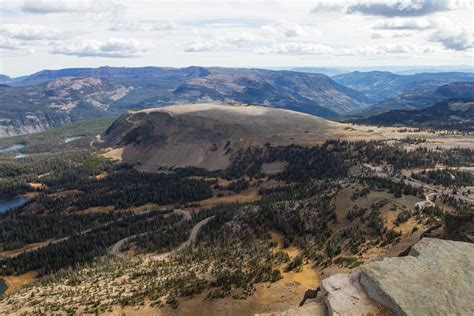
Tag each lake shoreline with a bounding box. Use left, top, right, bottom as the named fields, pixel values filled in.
left=0, top=196, right=29, bottom=214
left=0, top=279, right=7, bottom=296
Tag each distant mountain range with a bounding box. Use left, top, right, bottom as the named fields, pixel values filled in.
left=350, top=98, right=474, bottom=131
left=333, top=71, right=474, bottom=101
left=1, top=66, right=371, bottom=116
left=0, top=66, right=374, bottom=137
left=370, top=82, right=474, bottom=113
left=1, top=66, right=473, bottom=137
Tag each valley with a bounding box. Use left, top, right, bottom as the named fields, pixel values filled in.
left=2, top=0, right=473, bottom=314
left=0, top=104, right=472, bottom=315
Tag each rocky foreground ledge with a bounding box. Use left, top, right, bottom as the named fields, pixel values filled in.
left=263, top=238, right=474, bottom=316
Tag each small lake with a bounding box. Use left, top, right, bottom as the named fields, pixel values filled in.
left=0, top=279, right=7, bottom=296
left=65, top=136, right=84, bottom=143
left=0, top=196, right=29, bottom=214
left=14, top=153, right=32, bottom=159
left=14, top=152, right=51, bottom=160
left=0, top=144, right=25, bottom=153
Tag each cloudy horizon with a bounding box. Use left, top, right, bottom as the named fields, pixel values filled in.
left=0, top=0, right=472, bottom=77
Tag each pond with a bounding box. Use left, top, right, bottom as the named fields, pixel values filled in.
left=0, top=196, right=29, bottom=214
left=0, top=144, right=25, bottom=153
left=14, top=153, right=32, bottom=159
left=65, top=136, right=84, bottom=143
left=0, top=279, right=7, bottom=296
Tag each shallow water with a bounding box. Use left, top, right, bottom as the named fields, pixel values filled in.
left=0, top=196, right=28, bottom=213
left=14, top=153, right=32, bottom=159
left=65, top=136, right=84, bottom=143
left=0, top=144, right=25, bottom=153
left=0, top=279, right=7, bottom=296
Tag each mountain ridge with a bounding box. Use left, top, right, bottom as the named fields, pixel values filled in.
left=333, top=71, right=474, bottom=101
left=351, top=98, right=474, bottom=131
left=0, top=67, right=376, bottom=137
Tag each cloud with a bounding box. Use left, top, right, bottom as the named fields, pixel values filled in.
left=426, top=17, right=473, bottom=51
left=312, top=0, right=470, bottom=17
left=255, top=42, right=333, bottom=55
left=108, top=20, right=178, bottom=32
left=0, top=24, right=64, bottom=41
left=373, top=18, right=431, bottom=30
left=22, top=0, right=122, bottom=14
left=185, top=31, right=266, bottom=52
left=260, top=22, right=305, bottom=37
left=371, top=31, right=414, bottom=39
left=310, top=1, right=346, bottom=13
left=50, top=38, right=151, bottom=57
left=277, top=23, right=305, bottom=37
left=184, top=38, right=221, bottom=52
left=0, top=36, right=21, bottom=50
left=347, top=0, right=453, bottom=17
left=429, top=28, right=472, bottom=51
left=255, top=41, right=440, bottom=56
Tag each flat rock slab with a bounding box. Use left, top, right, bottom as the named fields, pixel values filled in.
left=360, top=238, right=474, bottom=316
left=320, top=271, right=391, bottom=316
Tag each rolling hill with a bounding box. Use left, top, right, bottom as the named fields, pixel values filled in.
left=100, top=103, right=353, bottom=171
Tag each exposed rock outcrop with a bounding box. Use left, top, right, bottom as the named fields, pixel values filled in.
left=320, top=271, right=391, bottom=316
left=360, top=238, right=474, bottom=316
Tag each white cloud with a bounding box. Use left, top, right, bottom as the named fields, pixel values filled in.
left=256, top=41, right=441, bottom=57
left=50, top=38, right=151, bottom=58
left=0, top=24, right=64, bottom=41
left=371, top=31, right=414, bottom=39
left=261, top=22, right=305, bottom=38
left=22, top=0, right=122, bottom=14
left=312, top=0, right=471, bottom=17
left=429, top=28, right=472, bottom=51
left=184, top=38, right=221, bottom=52
left=108, top=20, right=178, bottom=32
left=280, top=23, right=305, bottom=37
left=220, top=31, right=264, bottom=46
left=185, top=31, right=267, bottom=52
left=310, top=1, right=347, bottom=13
left=427, top=18, right=473, bottom=51
left=255, top=42, right=333, bottom=55
left=373, top=18, right=431, bottom=30
left=0, top=36, right=21, bottom=50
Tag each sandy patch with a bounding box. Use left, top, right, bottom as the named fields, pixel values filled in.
left=2, top=271, right=37, bottom=295
left=196, top=187, right=261, bottom=209
left=102, top=147, right=124, bottom=161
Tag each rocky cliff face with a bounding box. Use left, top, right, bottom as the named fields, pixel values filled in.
left=0, top=77, right=133, bottom=137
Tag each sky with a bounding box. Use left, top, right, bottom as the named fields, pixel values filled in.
left=0, top=0, right=473, bottom=77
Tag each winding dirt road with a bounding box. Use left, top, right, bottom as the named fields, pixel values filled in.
left=109, top=209, right=191, bottom=258
left=1, top=208, right=184, bottom=260
left=151, top=215, right=214, bottom=261
left=109, top=209, right=214, bottom=260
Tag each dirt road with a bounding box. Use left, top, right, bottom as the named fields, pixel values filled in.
left=151, top=215, right=214, bottom=261
left=109, top=209, right=192, bottom=258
